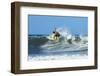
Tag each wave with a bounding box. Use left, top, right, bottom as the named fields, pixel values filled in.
left=28, top=27, right=88, bottom=60
left=40, top=27, right=88, bottom=53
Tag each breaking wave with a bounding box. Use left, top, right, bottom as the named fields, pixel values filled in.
left=41, top=27, right=88, bottom=52
left=28, top=27, right=88, bottom=61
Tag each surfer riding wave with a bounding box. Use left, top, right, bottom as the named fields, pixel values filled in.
left=52, top=28, right=60, bottom=41
left=46, top=27, right=62, bottom=41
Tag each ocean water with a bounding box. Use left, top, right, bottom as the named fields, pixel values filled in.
left=28, top=34, right=88, bottom=61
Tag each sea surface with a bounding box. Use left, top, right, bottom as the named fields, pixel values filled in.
left=28, top=34, right=88, bottom=61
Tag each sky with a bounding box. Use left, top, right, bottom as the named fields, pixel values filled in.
left=28, top=15, right=88, bottom=35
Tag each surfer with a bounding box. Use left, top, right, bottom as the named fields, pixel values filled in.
left=46, top=27, right=60, bottom=41
left=52, top=28, right=60, bottom=40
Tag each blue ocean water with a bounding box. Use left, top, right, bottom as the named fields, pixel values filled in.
left=28, top=34, right=88, bottom=61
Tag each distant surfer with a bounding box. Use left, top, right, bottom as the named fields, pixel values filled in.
left=52, top=28, right=60, bottom=40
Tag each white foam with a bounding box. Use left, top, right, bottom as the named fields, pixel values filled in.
left=28, top=54, right=88, bottom=61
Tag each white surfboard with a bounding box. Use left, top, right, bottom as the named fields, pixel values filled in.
left=46, top=35, right=55, bottom=41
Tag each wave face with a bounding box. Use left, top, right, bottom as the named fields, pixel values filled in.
left=28, top=28, right=88, bottom=61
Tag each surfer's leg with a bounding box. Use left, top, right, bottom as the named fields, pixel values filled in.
left=57, top=37, right=59, bottom=41
left=55, top=36, right=57, bottom=40
left=54, top=36, right=56, bottom=40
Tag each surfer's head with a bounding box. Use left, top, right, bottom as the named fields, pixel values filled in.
left=53, top=31, right=55, bottom=33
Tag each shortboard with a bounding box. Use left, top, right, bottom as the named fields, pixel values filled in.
left=46, top=35, right=56, bottom=41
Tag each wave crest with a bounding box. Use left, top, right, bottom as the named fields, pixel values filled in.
left=41, top=27, right=88, bottom=52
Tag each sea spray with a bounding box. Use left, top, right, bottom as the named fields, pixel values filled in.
left=41, top=27, right=88, bottom=52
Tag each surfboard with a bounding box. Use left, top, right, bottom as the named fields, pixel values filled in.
left=46, top=35, right=55, bottom=41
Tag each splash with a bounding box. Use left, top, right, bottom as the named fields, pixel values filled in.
left=41, top=27, right=88, bottom=52
left=56, top=27, right=70, bottom=37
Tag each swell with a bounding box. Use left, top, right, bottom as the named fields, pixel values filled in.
left=28, top=35, right=88, bottom=55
